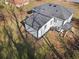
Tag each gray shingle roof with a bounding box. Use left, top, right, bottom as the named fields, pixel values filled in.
left=32, top=3, right=72, bottom=20
left=24, top=3, right=73, bottom=30
left=25, top=13, right=51, bottom=30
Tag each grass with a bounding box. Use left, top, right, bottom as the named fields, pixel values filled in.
left=0, top=0, right=79, bottom=59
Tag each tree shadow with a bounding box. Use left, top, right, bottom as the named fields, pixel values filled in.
left=3, top=21, right=35, bottom=59
left=71, top=17, right=79, bottom=50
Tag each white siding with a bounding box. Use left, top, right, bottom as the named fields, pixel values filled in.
left=38, top=18, right=54, bottom=38
left=25, top=14, right=72, bottom=38
left=38, top=17, right=63, bottom=38
left=25, top=24, right=37, bottom=37
left=51, top=17, right=64, bottom=32
left=64, top=14, right=73, bottom=24
left=52, top=17, right=63, bottom=27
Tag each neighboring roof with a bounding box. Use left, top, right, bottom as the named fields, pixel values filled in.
left=32, top=3, right=73, bottom=20
left=25, top=13, right=50, bottom=30
left=7, top=0, right=27, bottom=4
left=66, top=0, right=79, bottom=3
left=6, top=0, right=29, bottom=7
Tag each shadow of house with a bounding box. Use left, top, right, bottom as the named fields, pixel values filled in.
left=66, top=17, right=79, bottom=50
left=72, top=18, right=79, bottom=29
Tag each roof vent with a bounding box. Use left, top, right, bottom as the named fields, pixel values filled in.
left=42, top=8, right=45, bottom=11
left=49, top=4, right=52, bottom=6
left=53, top=5, right=56, bottom=7
left=56, top=10, right=58, bottom=12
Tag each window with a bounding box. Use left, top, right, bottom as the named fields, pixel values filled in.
left=54, top=18, right=57, bottom=22
left=41, top=30, right=42, bottom=35
left=44, top=25, right=47, bottom=29
left=50, top=21, right=53, bottom=25
left=56, top=10, right=58, bottom=12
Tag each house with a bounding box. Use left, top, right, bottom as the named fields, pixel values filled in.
left=5, top=0, right=29, bottom=7
left=23, top=3, right=73, bottom=38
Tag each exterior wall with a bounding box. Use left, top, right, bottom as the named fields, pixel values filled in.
left=24, top=14, right=73, bottom=38
left=59, top=14, right=73, bottom=32
left=51, top=17, right=64, bottom=32
left=38, top=17, right=63, bottom=38
left=53, top=17, right=64, bottom=27
left=25, top=24, right=37, bottom=38
left=38, top=18, right=54, bottom=38
left=64, top=14, right=73, bottom=25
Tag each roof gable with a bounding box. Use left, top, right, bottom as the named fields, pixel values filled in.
left=25, top=13, right=50, bottom=30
